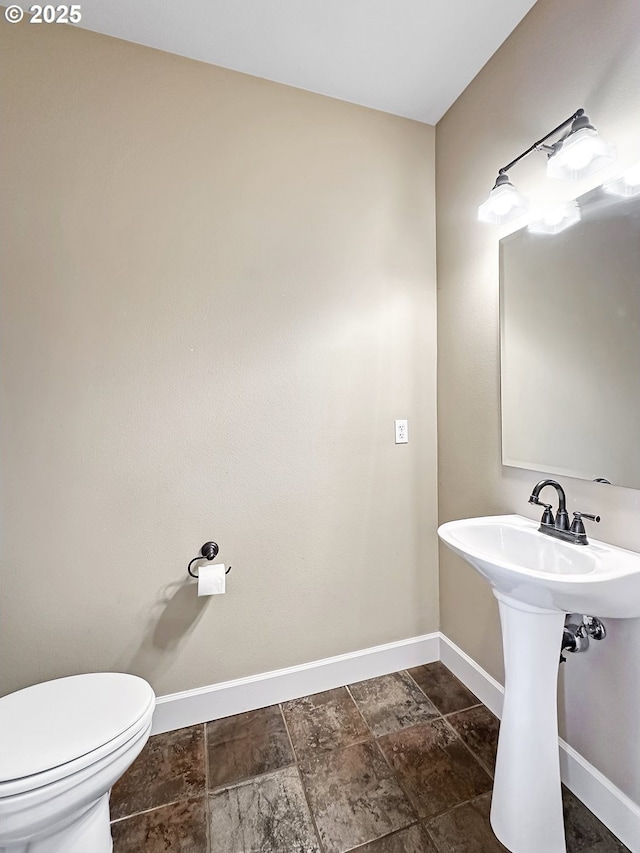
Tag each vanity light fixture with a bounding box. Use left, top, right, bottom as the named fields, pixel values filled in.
left=478, top=108, right=615, bottom=225
left=602, top=163, right=640, bottom=198
left=528, top=200, right=581, bottom=235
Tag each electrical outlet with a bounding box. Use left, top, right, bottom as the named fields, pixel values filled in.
left=395, top=419, right=408, bottom=444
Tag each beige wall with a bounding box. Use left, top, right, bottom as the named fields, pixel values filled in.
left=437, top=0, right=640, bottom=803
left=0, top=21, right=438, bottom=697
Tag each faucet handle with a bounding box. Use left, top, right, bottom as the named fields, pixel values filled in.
left=570, top=512, right=601, bottom=535
left=529, top=498, right=554, bottom=526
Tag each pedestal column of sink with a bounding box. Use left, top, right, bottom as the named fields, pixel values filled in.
left=491, top=591, right=567, bottom=853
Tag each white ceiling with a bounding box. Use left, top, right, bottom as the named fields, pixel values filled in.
left=75, top=0, right=538, bottom=125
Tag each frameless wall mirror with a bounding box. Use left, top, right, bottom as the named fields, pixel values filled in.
left=500, top=185, right=640, bottom=489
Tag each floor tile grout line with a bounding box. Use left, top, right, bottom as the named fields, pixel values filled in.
left=373, top=728, right=425, bottom=827
left=110, top=724, right=210, bottom=827
left=343, top=814, right=480, bottom=853
left=208, top=760, right=299, bottom=794
left=345, top=683, right=379, bottom=740
left=422, top=817, right=445, bottom=853
left=402, top=667, right=446, bottom=717
left=404, top=663, right=482, bottom=718
left=341, top=821, right=422, bottom=852
left=282, top=688, right=375, bottom=761
left=345, top=677, right=439, bottom=740
left=110, top=793, right=207, bottom=825
left=292, top=734, right=376, bottom=765
left=422, top=790, right=493, bottom=824
left=438, top=714, right=496, bottom=783
left=421, top=789, right=499, bottom=852
left=279, top=702, right=327, bottom=853
left=203, top=722, right=212, bottom=852
left=442, top=702, right=484, bottom=718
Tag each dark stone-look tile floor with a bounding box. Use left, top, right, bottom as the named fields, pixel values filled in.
left=110, top=661, right=629, bottom=852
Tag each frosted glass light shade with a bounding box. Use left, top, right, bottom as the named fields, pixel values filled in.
left=528, top=201, right=581, bottom=235
left=478, top=175, right=529, bottom=224
left=603, top=163, right=640, bottom=198
left=547, top=127, right=616, bottom=181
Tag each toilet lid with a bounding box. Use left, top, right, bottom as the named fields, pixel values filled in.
left=0, top=673, right=155, bottom=782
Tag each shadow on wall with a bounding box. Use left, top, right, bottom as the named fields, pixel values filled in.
left=113, top=579, right=209, bottom=684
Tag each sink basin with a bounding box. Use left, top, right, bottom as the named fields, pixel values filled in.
left=438, top=513, right=640, bottom=618
left=438, top=514, right=640, bottom=853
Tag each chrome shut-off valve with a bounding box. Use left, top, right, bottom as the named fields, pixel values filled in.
left=560, top=614, right=606, bottom=662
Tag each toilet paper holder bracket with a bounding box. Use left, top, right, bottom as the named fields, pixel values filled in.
left=187, top=541, right=232, bottom=579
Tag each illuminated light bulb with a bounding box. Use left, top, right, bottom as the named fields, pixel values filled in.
left=563, top=143, right=593, bottom=172
left=547, top=125, right=616, bottom=181
left=603, top=163, right=640, bottom=197
left=528, top=201, right=581, bottom=235
left=545, top=209, right=565, bottom=226
left=478, top=174, right=529, bottom=224
left=493, top=194, right=517, bottom=216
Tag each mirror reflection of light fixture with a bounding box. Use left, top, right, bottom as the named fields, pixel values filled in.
left=528, top=200, right=581, bottom=235
left=478, top=109, right=616, bottom=225
left=478, top=173, right=529, bottom=224
left=602, top=163, right=640, bottom=198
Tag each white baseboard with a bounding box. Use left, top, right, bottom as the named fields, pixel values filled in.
left=152, top=632, right=440, bottom=736
left=559, top=737, right=640, bottom=853
left=438, top=634, right=504, bottom=718
left=439, top=635, right=640, bottom=853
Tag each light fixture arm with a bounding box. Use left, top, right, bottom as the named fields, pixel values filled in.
left=497, top=108, right=584, bottom=177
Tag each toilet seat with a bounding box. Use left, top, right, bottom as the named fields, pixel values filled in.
left=0, top=673, right=155, bottom=798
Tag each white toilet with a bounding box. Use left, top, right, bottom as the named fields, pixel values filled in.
left=0, top=672, right=155, bottom=853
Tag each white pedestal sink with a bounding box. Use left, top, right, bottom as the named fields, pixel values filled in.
left=438, top=514, right=640, bottom=853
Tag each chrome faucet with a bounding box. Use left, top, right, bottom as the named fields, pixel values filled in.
left=528, top=479, right=600, bottom=545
